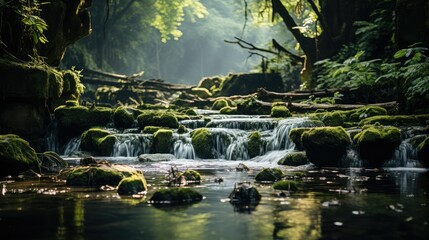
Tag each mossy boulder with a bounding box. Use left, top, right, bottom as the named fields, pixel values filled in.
left=217, top=73, right=284, bottom=96
left=255, top=168, right=284, bottom=182
left=271, top=105, right=292, bottom=118
left=212, top=99, right=229, bottom=110
left=191, top=128, right=214, bottom=159
left=272, top=180, right=298, bottom=191
left=417, top=137, right=429, bottom=167
left=247, top=131, right=264, bottom=158
left=117, top=175, right=148, bottom=195
left=143, top=126, right=168, bottom=134
left=191, top=87, right=212, bottom=99
left=152, top=129, right=173, bottom=154
left=177, top=125, right=188, bottom=134
left=321, top=111, right=347, bottom=126
left=197, top=76, right=223, bottom=91
left=137, top=111, right=179, bottom=129
left=277, top=151, right=309, bottom=166
left=349, top=106, right=387, bottom=122
left=113, top=106, right=135, bottom=129
left=236, top=97, right=271, bottom=115
left=359, top=114, right=429, bottom=126
left=0, top=134, right=39, bottom=177
left=64, top=163, right=142, bottom=187
left=301, top=127, right=351, bottom=167
left=220, top=106, right=237, bottom=115
left=354, top=125, right=401, bottom=168
left=289, top=128, right=312, bottom=151
left=150, top=188, right=203, bottom=204
left=80, top=128, right=117, bottom=156
left=178, top=170, right=202, bottom=183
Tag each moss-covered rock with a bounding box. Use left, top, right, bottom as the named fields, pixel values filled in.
left=197, top=76, right=224, bottom=92
left=152, top=129, right=173, bottom=154
left=289, top=128, right=312, bottom=151
left=137, top=111, right=179, bottom=129
left=321, top=111, right=347, bottom=126
left=228, top=182, right=261, bottom=206
left=178, top=170, right=201, bottom=183
left=349, top=106, right=387, bottom=122
left=271, top=105, right=292, bottom=118
left=117, top=175, right=148, bottom=195
left=191, top=128, right=214, bottom=159
left=277, top=151, right=309, bottom=166
left=417, top=137, right=429, bottom=167
left=217, top=73, right=284, bottom=96
left=302, top=127, right=351, bottom=167
left=65, top=100, right=79, bottom=107
left=177, top=125, right=188, bottom=134
left=183, top=108, right=197, bottom=116
left=150, top=188, right=203, bottom=204
left=354, top=126, right=402, bottom=167
left=255, top=168, right=284, bottom=182
left=220, top=106, right=237, bottom=115
left=236, top=97, right=271, bottom=115
left=359, top=114, right=429, bottom=126
left=113, top=106, right=135, bottom=129
left=247, top=131, right=264, bottom=158
left=191, top=87, right=212, bottom=99
left=143, top=126, right=167, bottom=134
left=64, top=163, right=142, bottom=187
left=0, top=134, right=39, bottom=177
left=212, top=99, right=229, bottom=110
left=272, top=180, right=298, bottom=191
left=80, top=128, right=117, bottom=156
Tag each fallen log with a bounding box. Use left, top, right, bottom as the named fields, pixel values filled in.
left=287, top=101, right=399, bottom=113
left=256, top=88, right=346, bottom=101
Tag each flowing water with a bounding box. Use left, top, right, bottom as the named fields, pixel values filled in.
left=5, top=112, right=428, bottom=239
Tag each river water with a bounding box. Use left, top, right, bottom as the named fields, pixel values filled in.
left=1, top=113, right=428, bottom=239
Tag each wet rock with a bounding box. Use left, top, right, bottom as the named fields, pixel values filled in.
left=217, top=73, right=284, bottom=96
left=288, top=128, right=312, bottom=151
left=354, top=125, right=401, bottom=168
left=212, top=99, right=229, bottom=110
left=80, top=128, right=117, bottom=156
left=302, top=127, right=351, bottom=167
left=191, top=128, right=214, bottom=159
left=138, top=154, right=175, bottom=162
left=62, top=163, right=143, bottom=187
left=152, top=130, right=173, bottom=154
left=117, top=175, right=148, bottom=195
left=113, top=106, right=135, bottom=129
left=255, top=168, right=284, bottom=182
left=272, top=180, right=298, bottom=191
left=236, top=163, right=250, bottom=172
left=137, top=111, right=179, bottom=129
left=348, top=106, right=387, bottom=122
left=271, top=105, right=292, bottom=118
left=359, top=114, right=429, bottom=126
left=278, top=151, right=309, bottom=166
left=247, top=131, right=264, bottom=158
left=0, top=134, right=39, bottom=177
left=150, top=188, right=203, bottom=204
left=178, top=170, right=201, bottom=183
left=236, top=97, right=271, bottom=115
left=229, top=182, right=261, bottom=212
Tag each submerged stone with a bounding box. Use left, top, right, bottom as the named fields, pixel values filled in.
left=0, top=134, right=39, bottom=177
left=138, top=154, right=175, bottom=162
left=117, top=175, right=148, bottom=195
left=272, top=180, right=298, bottom=191
left=229, top=182, right=261, bottom=206
left=150, top=188, right=203, bottom=204
left=255, top=168, right=284, bottom=182
left=278, top=151, right=309, bottom=166
left=302, top=127, right=351, bottom=167
left=178, top=170, right=202, bottom=183
left=354, top=125, right=401, bottom=168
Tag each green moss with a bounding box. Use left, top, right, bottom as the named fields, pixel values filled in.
left=277, top=151, right=309, bottom=166
left=191, top=128, right=214, bottom=159
left=197, top=76, right=223, bottom=91
left=152, top=129, right=173, bottom=154
left=80, top=128, right=116, bottom=156
left=272, top=180, right=298, bottom=191
left=418, top=137, right=429, bottom=167
left=302, top=127, right=351, bottom=167
left=117, top=175, right=148, bottom=195
left=349, top=106, right=387, bottom=122
left=321, top=111, right=347, bottom=126
left=247, top=131, right=264, bottom=158
left=354, top=125, right=402, bottom=167
left=288, top=128, right=311, bottom=151
left=61, top=69, right=83, bottom=98
left=255, top=168, right=284, bottom=182
left=184, top=108, right=197, bottom=116
left=236, top=97, right=271, bottom=115
left=178, top=170, right=201, bottom=182
left=359, top=114, right=429, bottom=126
left=271, top=105, right=292, bottom=118
left=0, top=134, right=39, bottom=177
left=65, top=100, right=79, bottom=107
left=220, top=106, right=237, bottom=115
left=177, top=125, right=188, bottom=134
left=143, top=126, right=167, bottom=134
left=150, top=188, right=203, bottom=204
left=137, top=111, right=179, bottom=129
left=212, top=99, right=229, bottom=110
left=113, top=106, right=135, bottom=129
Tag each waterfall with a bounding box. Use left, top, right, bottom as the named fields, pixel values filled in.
left=62, top=137, right=81, bottom=156
left=45, top=114, right=59, bottom=152
left=173, top=134, right=195, bottom=159
left=112, top=134, right=152, bottom=157
left=266, top=118, right=323, bottom=151
left=179, top=119, right=206, bottom=129
left=206, top=118, right=275, bottom=131
left=209, top=128, right=250, bottom=160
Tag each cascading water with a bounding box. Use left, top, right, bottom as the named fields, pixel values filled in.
left=206, top=117, right=275, bottom=131
left=112, top=134, right=152, bottom=157
left=173, top=133, right=195, bottom=159
left=62, top=137, right=81, bottom=156
left=45, top=114, right=59, bottom=152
